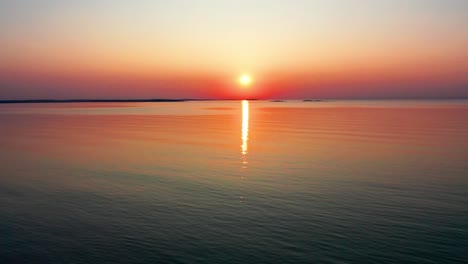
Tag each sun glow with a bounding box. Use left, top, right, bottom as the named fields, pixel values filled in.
left=239, top=74, right=252, bottom=87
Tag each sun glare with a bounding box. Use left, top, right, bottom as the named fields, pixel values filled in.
left=239, top=74, right=252, bottom=87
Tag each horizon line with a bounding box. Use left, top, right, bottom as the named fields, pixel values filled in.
left=1, top=98, right=468, bottom=104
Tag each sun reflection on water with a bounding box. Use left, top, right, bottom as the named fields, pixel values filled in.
left=241, top=100, right=249, bottom=169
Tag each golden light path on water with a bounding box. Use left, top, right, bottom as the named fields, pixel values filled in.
left=241, top=100, right=249, bottom=169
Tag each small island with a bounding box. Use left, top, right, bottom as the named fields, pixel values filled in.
left=303, top=99, right=324, bottom=102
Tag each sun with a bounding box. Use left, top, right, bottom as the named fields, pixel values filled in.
left=239, top=74, right=252, bottom=87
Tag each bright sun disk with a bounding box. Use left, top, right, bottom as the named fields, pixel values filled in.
left=239, top=74, right=252, bottom=87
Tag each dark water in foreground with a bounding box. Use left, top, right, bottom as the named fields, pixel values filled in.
left=1, top=100, right=467, bottom=264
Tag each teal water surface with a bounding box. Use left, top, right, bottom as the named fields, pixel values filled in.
left=1, top=100, right=467, bottom=263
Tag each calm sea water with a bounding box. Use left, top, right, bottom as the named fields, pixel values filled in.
left=1, top=100, right=467, bottom=264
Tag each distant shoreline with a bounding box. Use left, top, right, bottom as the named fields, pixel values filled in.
left=0, top=99, right=260, bottom=104
left=0, top=98, right=466, bottom=104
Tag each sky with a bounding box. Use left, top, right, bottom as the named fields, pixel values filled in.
left=0, top=0, right=467, bottom=99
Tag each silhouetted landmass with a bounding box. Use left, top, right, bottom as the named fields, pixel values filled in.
left=0, top=99, right=260, bottom=104
left=0, top=99, right=185, bottom=104
left=271, top=100, right=286, bottom=102
left=303, top=99, right=324, bottom=102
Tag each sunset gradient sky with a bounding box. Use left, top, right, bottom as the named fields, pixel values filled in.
left=1, top=0, right=467, bottom=99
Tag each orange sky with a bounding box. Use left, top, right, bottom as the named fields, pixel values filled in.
left=1, top=0, right=467, bottom=99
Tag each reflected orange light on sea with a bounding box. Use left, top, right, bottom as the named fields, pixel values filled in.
left=241, top=100, right=249, bottom=169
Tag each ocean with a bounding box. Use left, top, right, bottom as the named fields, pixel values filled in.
left=1, top=100, right=467, bottom=263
